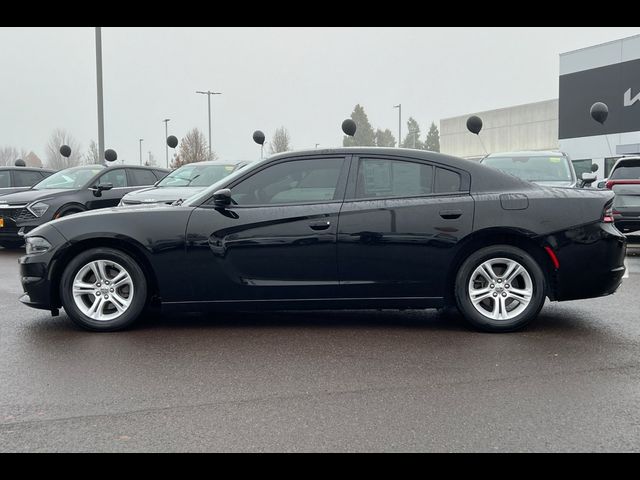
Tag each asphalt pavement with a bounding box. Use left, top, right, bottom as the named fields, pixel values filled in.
left=1, top=246, right=639, bottom=452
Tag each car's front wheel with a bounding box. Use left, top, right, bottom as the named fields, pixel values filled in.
left=454, top=245, right=546, bottom=332
left=59, top=247, right=147, bottom=331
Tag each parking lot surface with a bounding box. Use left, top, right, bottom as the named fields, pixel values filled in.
left=1, top=246, right=639, bottom=452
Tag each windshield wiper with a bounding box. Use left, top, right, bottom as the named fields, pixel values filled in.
left=185, top=174, right=201, bottom=186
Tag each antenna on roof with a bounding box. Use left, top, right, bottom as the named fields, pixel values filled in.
left=466, top=115, right=487, bottom=156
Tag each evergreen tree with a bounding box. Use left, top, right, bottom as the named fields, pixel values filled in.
left=374, top=128, right=396, bottom=147
left=425, top=122, right=440, bottom=152
left=401, top=117, right=424, bottom=149
left=343, top=104, right=376, bottom=147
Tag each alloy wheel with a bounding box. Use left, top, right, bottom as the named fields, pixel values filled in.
left=72, top=260, right=134, bottom=321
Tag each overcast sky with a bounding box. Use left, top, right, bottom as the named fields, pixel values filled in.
left=1, top=27, right=639, bottom=167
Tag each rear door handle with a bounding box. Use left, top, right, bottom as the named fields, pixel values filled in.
left=309, top=220, right=331, bottom=231
left=439, top=209, right=462, bottom=220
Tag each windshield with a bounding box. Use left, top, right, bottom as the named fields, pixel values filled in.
left=33, top=166, right=104, bottom=190
left=157, top=163, right=237, bottom=188
left=482, top=155, right=573, bottom=183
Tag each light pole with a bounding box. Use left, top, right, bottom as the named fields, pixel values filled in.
left=95, top=27, right=105, bottom=165
left=163, top=118, right=170, bottom=168
left=393, top=104, right=402, bottom=147
left=196, top=90, right=222, bottom=158
left=139, top=139, right=144, bottom=165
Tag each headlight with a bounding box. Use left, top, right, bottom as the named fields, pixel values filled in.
left=27, top=202, right=49, bottom=218
left=25, top=236, right=52, bottom=255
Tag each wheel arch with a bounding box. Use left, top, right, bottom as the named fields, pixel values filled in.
left=445, top=227, right=557, bottom=305
left=53, top=202, right=87, bottom=219
left=49, top=236, right=159, bottom=308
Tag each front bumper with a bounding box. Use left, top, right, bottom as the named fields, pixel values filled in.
left=548, top=222, right=627, bottom=302
left=18, top=225, right=68, bottom=311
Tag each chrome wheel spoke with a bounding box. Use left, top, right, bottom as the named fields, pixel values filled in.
left=87, top=296, right=104, bottom=318
left=509, top=288, right=531, bottom=303
left=72, top=281, right=95, bottom=296
left=505, top=265, right=523, bottom=285
left=470, top=287, right=493, bottom=305
left=110, top=292, right=130, bottom=313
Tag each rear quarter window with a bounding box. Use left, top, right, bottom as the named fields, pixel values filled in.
left=434, top=168, right=462, bottom=194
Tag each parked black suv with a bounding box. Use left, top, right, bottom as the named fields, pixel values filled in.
left=0, top=166, right=55, bottom=197
left=0, top=164, right=168, bottom=248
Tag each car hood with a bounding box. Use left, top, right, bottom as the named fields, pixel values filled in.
left=122, top=186, right=204, bottom=203
left=0, top=188, right=72, bottom=205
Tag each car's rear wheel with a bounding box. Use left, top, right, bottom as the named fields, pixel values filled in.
left=454, top=245, right=546, bottom=332
left=59, top=247, right=147, bottom=331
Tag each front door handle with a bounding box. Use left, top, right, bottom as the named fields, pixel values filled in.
left=439, top=209, right=462, bottom=220
left=309, top=220, right=331, bottom=231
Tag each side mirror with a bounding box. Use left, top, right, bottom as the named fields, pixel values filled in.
left=90, top=183, right=114, bottom=197
left=580, top=172, right=597, bottom=187
left=591, top=163, right=599, bottom=173
left=213, top=188, right=232, bottom=207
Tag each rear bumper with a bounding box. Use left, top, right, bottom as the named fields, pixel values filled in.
left=548, top=222, right=626, bottom=301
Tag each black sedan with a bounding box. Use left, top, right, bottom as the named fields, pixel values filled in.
left=0, top=164, right=168, bottom=248
left=18, top=148, right=626, bottom=332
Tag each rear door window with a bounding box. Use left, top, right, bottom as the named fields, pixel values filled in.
left=129, top=169, right=158, bottom=186
left=356, top=158, right=434, bottom=198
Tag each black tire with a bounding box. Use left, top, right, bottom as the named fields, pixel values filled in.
left=0, top=240, right=24, bottom=249
left=454, top=245, right=546, bottom=333
left=59, top=247, right=147, bottom=331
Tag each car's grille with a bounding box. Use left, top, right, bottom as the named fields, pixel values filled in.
left=16, top=209, right=36, bottom=222
left=0, top=208, right=25, bottom=222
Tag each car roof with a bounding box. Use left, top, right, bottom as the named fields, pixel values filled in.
left=484, top=150, right=568, bottom=158
left=176, top=159, right=250, bottom=167
left=262, top=147, right=531, bottom=192
left=0, top=166, right=56, bottom=172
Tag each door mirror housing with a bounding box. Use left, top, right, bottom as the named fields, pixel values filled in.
left=580, top=172, right=597, bottom=187
left=90, top=182, right=114, bottom=197
left=590, top=163, right=599, bottom=173
left=213, top=188, right=232, bottom=207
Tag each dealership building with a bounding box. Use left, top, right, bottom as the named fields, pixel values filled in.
left=440, top=34, right=640, bottom=181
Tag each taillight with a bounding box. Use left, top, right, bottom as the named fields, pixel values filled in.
left=603, top=204, right=614, bottom=223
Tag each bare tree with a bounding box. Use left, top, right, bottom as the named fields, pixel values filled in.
left=0, top=146, right=28, bottom=166
left=83, top=140, right=100, bottom=165
left=45, top=129, right=82, bottom=169
left=268, top=126, right=291, bottom=155
left=172, top=128, right=216, bottom=168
